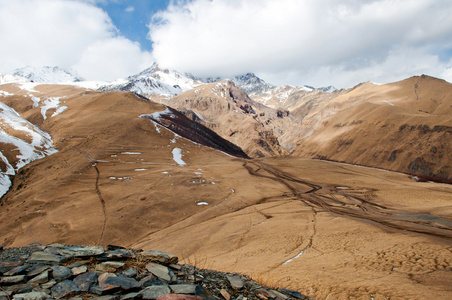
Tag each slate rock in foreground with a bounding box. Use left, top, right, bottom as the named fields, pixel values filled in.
left=0, top=244, right=308, bottom=299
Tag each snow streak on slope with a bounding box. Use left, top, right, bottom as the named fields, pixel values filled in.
left=0, top=102, right=57, bottom=198
left=40, top=97, right=67, bottom=120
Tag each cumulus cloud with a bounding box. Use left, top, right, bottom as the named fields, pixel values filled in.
left=0, top=0, right=152, bottom=81
left=149, top=0, right=452, bottom=87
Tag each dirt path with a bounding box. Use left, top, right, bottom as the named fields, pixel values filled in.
left=243, top=160, right=452, bottom=241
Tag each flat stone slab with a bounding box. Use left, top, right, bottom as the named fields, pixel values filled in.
left=169, top=285, right=197, bottom=294
left=140, top=250, right=178, bottom=265
left=226, top=275, right=244, bottom=290
left=145, top=263, right=171, bottom=282
left=97, top=261, right=125, bottom=273
left=140, top=286, right=171, bottom=300
left=27, top=270, right=49, bottom=284
left=51, top=279, right=81, bottom=298
left=0, top=275, right=26, bottom=285
left=27, top=252, right=64, bottom=265
left=57, top=246, right=105, bottom=258
left=102, top=276, right=141, bottom=290
left=12, top=291, right=51, bottom=300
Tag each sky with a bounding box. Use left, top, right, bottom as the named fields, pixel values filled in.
left=0, top=0, right=451, bottom=88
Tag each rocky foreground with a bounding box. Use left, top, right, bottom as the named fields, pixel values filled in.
left=0, top=244, right=306, bottom=300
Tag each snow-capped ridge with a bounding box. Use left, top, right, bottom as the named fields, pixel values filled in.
left=13, top=66, right=84, bottom=83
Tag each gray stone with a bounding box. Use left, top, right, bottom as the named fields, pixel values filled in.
left=51, top=280, right=80, bottom=298
left=96, top=261, right=125, bottom=272
left=170, top=285, right=197, bottom=294
left=0, top=275, right=26, bottom=284
left=92, top=296, right=120, bottom=300
left=71, top=265, right=87, bottom=276
left=139, top=275, right=167, bottom=288
left=121, top=268, right=138, bottom=278
left=28, top=270, right=49, bottom=284
left=145, top=263, right=172, bottom=281
left=0, top=291, right=12, bottom=298
left=0, top=261, right=22, bottom=274
left=102, top=276, right=141, bottom=290
left=52, top=265, right=72, bottom=281
left=27, top=252, right=64, bottom=265
left=4, top=265, right=31, bottom=276
left=27, top=265, right=49, bottom=277
left=3, top=283, right=32, bottom=294
left=226, top=275, right=244, bottom=290
left=121, top=292, right=143, bottom=300
left=41, top=279, right=57, bottom=289
left=57, top=246, right=104, bottom=258
left=270, top=290, right=289, bottom=300
left=140, top=250, right=178, bottom=265
left=12, top=291, right=50, bottom=300
left=100, top=249, right=134, bottom=261
left=90, top=285, right=120, bottom=295
left=73, top=272, right=98, bottom=292
left=278, top=289, right=305, bottom=299
left=140, top=285, right=171, bottom=299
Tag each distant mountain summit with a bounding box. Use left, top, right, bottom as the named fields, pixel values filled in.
left=100, top=63, right=204, bottom=97
left=13, top=66, right=84, bottom=83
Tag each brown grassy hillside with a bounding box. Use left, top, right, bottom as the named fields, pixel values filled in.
left=292, top=75, right=452, bottom=180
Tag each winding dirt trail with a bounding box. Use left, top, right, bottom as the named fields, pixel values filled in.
left=243, top=160, right=452, bottom=242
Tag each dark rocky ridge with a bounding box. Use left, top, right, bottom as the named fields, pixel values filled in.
left=0, top=244, right=307, bottom=300
left=141, top=107, right=250, bottom=159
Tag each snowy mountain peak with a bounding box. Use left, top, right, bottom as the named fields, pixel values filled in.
left=13, top=66, right=84, bottom=83
left=101, top=63, right=204, bottom=97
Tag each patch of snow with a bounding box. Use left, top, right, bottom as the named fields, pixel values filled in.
left=0, top=90, right=13, bottom=97
left=282, top=245, right=311, bottom=265
left=0, top=173, right=12, bottom=199
left=0, top=101, right=57, bottom=197
left=19, top=82, right=40, bottom=94
left=153, top=121, right=161, bottom=134
left=109, top=177, right=116, bottom=179
left=0, top=73, right=30, bottom=84
left=383, top=100, right=394, bottom=106
left=172, top=147, right=187, bottom=166
left=111, top=154, right=117, bottom=157
left=336, top=186, right=350, bottom=190
left=40, top=97, right=67, bottom=120
left=31, top=97, right=40, bottom=108
left=194, top=172, right=202, bottom=175
left=170, top=138, right=176, bottom=144
left=134, top=168, right=148, bottom=171
left=121, top=152, right=141, bottom=155
left=162, top=171, right=169, bottom=174
left=197, top=202, right=209, bottom=206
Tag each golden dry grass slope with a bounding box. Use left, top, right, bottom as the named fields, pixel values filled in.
left=0, top=81, right=451, bottom=299
left=289, top=76, right=452, bottom=181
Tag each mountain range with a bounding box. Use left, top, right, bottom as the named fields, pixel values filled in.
left=0, top=65, right=451, bottom=299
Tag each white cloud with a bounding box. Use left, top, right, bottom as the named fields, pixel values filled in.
left=0, top=0, right=152, bottom=81
left=125, top=6, right=135, bottom=12
left=74, top=37, right=153, bottom=81
left=149, top=0, right=452, bottom=87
